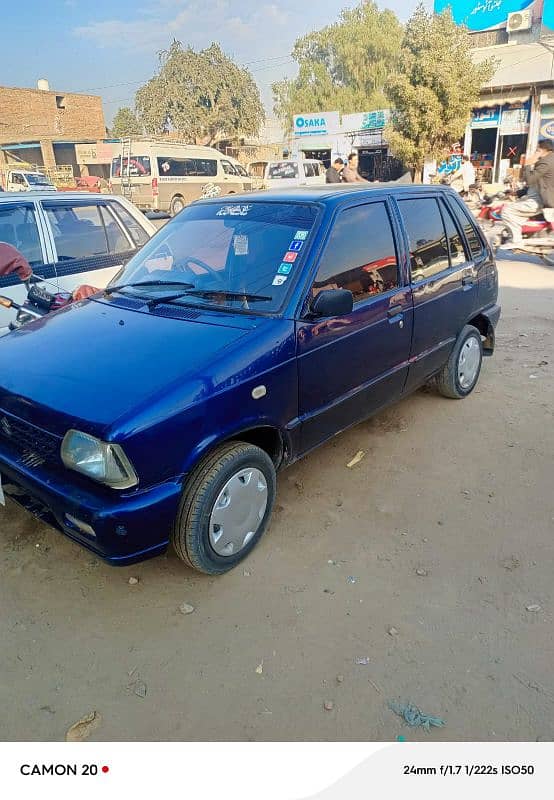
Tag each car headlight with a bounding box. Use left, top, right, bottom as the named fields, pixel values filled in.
left=61, top=430, right=138, bottom=489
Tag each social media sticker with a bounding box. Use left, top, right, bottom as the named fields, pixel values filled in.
left=283, top=252, right=298, bottom=263
left=294, top=230, right=309, bottom=240
left=277, top=262, right=293, bottom=275
left=272, top=275, right=287, bottom=286
left=288, top=239, right=303, bottom=252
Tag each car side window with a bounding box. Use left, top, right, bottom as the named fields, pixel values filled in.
left=304, top=163, right=315, bottom=178
left=449, top=199, right=484, bottom=259
left=45, top=203, right=109, bottom=260
left=221, top=160, right=237, bottom=175
left=109, top=201, right=149, bottom=246
left=0, top=204, right=44, bottom=267
left=99, top=206, right=132, bottom=254
left=440, top=202, right=468, bottom=268
left=313, top=203, right=399, bottom=304
left=398, top=198, right=450, bottom=283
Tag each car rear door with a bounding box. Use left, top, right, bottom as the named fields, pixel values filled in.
left=40, top=197, right=141, bottom=294
left=296, top=199, right=413, bottom=454
left=0, top=199, right=57, bottom=325
left=395, top=194, right=479, bottom=392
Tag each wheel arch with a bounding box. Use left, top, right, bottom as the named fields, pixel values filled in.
left=468, top=312, right=495, bottom=356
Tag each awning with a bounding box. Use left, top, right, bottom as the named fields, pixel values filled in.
left=0, top=142, right=40, bottom=151
left=474, top=91, right=531, bottom=108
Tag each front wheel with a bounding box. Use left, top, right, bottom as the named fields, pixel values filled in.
left=172, top=442, right=276, bottom=574
left=435, top=325, right=483, bottom=399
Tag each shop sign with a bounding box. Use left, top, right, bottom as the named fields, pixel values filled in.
left=434, top=0, right=534, bottom=32
left=540, top=115, right=554, bottom=139
left=471, top=106, right=500, bottom=128
left=293, top=112, right=340, bottom=136
left=499, top=100, right=531, bottom=134
left=75, top=141, right=114, bottom=164
left=342, top=110, right=389, bottom=131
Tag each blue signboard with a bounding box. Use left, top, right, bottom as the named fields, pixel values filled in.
left=434, top=0, right=534, bottom=31
left=543, top=0, right=554, bottom=33
left=471, top=106, right=501, bottom=128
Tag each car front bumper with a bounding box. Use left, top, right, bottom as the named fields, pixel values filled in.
left=0, top=444, right=183, bottom=565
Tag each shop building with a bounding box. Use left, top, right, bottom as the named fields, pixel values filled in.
left=290, top=110, right=404, bottom=181
left=435, top=0, right=554, bottom=184
left=0, top=80, right=113, bottom=179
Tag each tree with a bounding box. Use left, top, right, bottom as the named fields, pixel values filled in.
left=386, top=4, right=496, bottom=178
left=135, top=41, right=265, bottom=145
left=111, top=107, right=142, bottom=138
left=272, top=1, right=403, bottom=131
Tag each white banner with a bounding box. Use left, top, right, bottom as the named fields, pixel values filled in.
left=0, top=742, right=552, bottom=798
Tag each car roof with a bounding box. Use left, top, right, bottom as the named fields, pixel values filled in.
left=206, top=184, right=457, bottom=205
left=0, top=191, right=124, bottom=203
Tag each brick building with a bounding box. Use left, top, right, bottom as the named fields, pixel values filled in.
left=0, top=80, right=108, bottom=176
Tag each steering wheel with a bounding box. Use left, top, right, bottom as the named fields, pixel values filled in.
left=174, top=256, right=226, bottom=287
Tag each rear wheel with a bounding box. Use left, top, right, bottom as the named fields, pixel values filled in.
left=170, top=195, right=185, bottom=217
left=435, top=325, right=483, bottom=399
left=172, top=442, right=276, bottom=574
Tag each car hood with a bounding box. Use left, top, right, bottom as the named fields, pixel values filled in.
left=0, top=297, right=253, bottom=436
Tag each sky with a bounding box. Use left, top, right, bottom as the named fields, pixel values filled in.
left=2, top=0, right=429, bottom=125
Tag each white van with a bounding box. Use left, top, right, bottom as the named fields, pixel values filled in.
left=247, top=158, right=326, bottom=189
left=110, top=140, right=252, bottom=216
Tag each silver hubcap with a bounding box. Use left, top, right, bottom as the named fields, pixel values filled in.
left=209, top=468, right=268, bottom=557
left=458, top=336, right=481, bottom=389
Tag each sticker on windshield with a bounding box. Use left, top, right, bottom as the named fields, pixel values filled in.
left=277, top=262, right=293, bottom=275
left=272, top=275, right=287, bottom=286
left=283, top=251, right=298, bottom=263
left=294, top=230, right=309, bottom=240
left=233, top=235, right=249, bottom=256
left=288, top=239, right=303, bottom=252
left=216, top=204, right=252, bottom=217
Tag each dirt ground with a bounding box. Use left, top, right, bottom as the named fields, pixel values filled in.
left=1, top=255, right=553, bottom=742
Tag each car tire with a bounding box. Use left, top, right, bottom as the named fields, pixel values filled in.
left=170, top=195, right=185, bottom=216
left=435, top=325, right=483, bottom=399
left=172, top=442, right=276, bottom=574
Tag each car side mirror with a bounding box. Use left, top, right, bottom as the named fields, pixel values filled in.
left=309, top=288, right=353, bottom=318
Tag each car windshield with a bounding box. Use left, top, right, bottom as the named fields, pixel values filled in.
left=26, top=174, right=52, bottom=185
left=110, top=201, right=318, bottom=313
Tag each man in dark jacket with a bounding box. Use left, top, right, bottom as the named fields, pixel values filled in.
left=502, top=139, right=554, bottom=244
left=325, top=158, right=344, bottom=183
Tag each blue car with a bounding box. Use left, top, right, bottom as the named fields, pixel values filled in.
left=0, top=185, right=500, bottom=574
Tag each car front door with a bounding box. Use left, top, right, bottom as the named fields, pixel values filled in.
left=396, top=195, right=479, bottom=392
left=41, top=199, right=138, bottom=294
left=296, top=200, right=413, bottom=454
left=0, top=200, right=57, bottom=325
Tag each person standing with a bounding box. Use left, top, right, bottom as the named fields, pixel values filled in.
left=502, top=139, right=554, bottom=245
left=341, top=152, right=367, bottom=183
left=325, top=158, right=345, bottom=183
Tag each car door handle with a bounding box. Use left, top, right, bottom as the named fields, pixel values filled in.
left=462, top=276, right=475, bottom=287
left=387, top=304, right=404, bottom=318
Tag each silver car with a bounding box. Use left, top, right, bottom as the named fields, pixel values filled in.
left=0, top=192, right=156, bottom=325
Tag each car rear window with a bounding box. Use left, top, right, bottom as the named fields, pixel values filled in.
left=448, top=198, right=484, bottom=258
left=268, top=162, right=299, bottom=179
left=398, top=198, right=450, bottom=282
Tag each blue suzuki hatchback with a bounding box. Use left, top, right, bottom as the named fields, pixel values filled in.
left=0, top=185, right=500, bottom=573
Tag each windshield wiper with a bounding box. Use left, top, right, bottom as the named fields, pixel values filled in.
left=104, top=279, right=195, bottom=296
left=183, top=289, right=273, bottom=303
